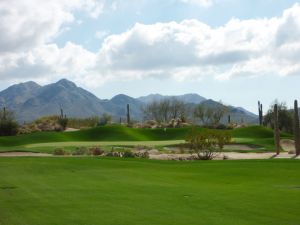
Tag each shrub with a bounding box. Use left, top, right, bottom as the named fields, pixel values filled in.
left=186, top=129, right=231, bottom=160
left=72, top=147, right=89, bottom=155
left=53, top=148, right=68, bottom=155
left=134, top=151, right=149, bottom=159
left=105, top=151, right=122, bottom=157
left=89, top=147, right=104, bottom=156
left=122, top=150, right=135, bottom=158
left=0, top=108, right=18, bottom=136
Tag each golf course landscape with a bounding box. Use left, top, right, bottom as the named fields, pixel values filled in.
left=1, top=125, right=300, bottom=225
left=2, top=1, right=300, bottom=223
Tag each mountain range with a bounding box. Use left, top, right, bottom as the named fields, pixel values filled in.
left=0, top=79, right=258, bottom=123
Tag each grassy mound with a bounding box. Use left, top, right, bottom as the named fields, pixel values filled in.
left=0, top=125, right=292, bottom=152
left=0, top=158, right=299, bottom=225
left=0, top=125, right=196, bottom=147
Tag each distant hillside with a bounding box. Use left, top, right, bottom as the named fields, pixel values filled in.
left=0, top=79, right=258, bottom=123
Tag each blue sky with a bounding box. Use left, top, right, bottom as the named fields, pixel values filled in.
left=0, top=0, right=300, bottom=113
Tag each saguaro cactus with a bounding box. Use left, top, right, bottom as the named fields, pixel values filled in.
left=127, top=104, right=130, bottom=124
left=294, top=100, right=300, bottom=155
left=2, top=107, right=6, bottom=120
left=258, top=101, right=263, bottom=125
left=274, top=104, right=280, bottom=155
left=60, top=107, right=64, bottom=118
left=228, top=115, right=231, bottom=124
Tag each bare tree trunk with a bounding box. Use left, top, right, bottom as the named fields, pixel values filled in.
left=274, top=104, right=280, bottom=155
left=294, top=100, right=300, bottom=156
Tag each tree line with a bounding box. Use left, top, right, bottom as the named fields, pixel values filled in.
left=142, top=98, right=229, bottom=127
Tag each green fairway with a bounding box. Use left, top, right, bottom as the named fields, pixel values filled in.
left=0, top=125, right=292, bottom=153
left=0, top=158, right=299, bottom=225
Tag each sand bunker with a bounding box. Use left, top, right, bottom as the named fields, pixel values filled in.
left=280, top=139, right=295, bottom=152
left=0, top=152, right=51, bottom=157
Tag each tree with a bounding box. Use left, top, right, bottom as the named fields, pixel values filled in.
left=263, top=101, right=293, bottom=133
left=98, top=113, right=112, bottom=126
left=0, top=107, right=18, bottom=136
left=193, top=103, right=228, bottom=126
left=142, top=98, right=188, bottom=124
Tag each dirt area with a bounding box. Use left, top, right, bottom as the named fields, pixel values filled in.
left=280, top=139, right=295, bottom=152
left=0, top=152, right=51, bottom=157
left=0, top=150, right=298, bottom=160
left=223, top=144, right=259, bottom=151
left=64, top=128, right=80, bottom=132
left=149, top=152, right=299, bottom=160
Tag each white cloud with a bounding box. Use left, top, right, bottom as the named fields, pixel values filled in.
left=1, top=2, right=300, bottom=86
left=91, top=3, right=300, bottom=82
left=0, top=0, right=111, bottom=53
left=0, top=42, right=96, bottom=82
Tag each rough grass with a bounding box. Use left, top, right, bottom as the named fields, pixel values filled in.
left=0, top=158, right=299, bottom=225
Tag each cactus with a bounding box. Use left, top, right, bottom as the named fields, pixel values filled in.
left=294, top=100, right=300, bottom=155
left=274, top=104, right=280, bottom=155
left=2, top=107, right=6, bottom=120
left=58, top=107, right=68, bottom=130
left=127, top=104, right=130, bottom=124
left=228, top=115, right=231, bottom=124
left=258, top=101, right=263, bottom=125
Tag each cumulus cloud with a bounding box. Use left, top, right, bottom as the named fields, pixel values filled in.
left=92, top=3, right=300, bottom=81
left=0, top=42, right=96, bottom=82
left=1, top=2, right=300, bottom=86
left=0, top=0, right=111, bottom=53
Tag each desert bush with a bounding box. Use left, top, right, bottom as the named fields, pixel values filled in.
left=0, top=108, right=18, bottom=136
left=67, top=116, right=99, bottom=129
left=134, top=151, right=150, bottom=159
left=105, top=151, right=122, bottom=157
left=122, top=150, right=136, bottom=158
left=186, top=129, right=231, bottom=160
left=72, top=147, right=89, bottom=155
left=89, top=147, right=104, bottom=156
left=97, top=113, right=112, bottom=126
left=53, top=148, right=68, bottom=155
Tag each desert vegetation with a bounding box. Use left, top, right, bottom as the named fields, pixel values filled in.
left=0, top=107, right=18, bottom=136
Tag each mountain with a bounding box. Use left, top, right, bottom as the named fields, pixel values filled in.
left=0, top=81, right=41, bottom=110
left=138, top=93, right=206, bottom=104
left=0, top=79, right=258, bottom=123
left=18, top=79, right=107, bottom=121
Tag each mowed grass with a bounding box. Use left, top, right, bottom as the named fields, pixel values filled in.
left=0, top=125, right=193, bottom=147
left=0, top=125, right=292, bottom=152
left=0, top=158, right=299, bottom=225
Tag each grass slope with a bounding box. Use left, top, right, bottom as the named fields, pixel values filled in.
left=0, top=125, right=292, bottom=152
left=0, top=125, right=194, bottom=147
left=0, top=158, right=299, bottom=225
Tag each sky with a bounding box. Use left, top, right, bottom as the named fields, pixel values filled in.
left=0, top=0, right=300, bottom=113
